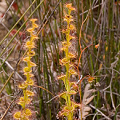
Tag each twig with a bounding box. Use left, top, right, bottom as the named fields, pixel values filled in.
left=0, top=72, right=14, bottom=95
left=79, top=3, right=102, bottom=16
left=89, top=104, right=112, bottom=120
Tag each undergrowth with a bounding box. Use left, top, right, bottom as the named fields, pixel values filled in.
left=0, top=0, right=120, bottom=120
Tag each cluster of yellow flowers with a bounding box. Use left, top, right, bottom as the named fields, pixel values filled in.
left=14, top=19, right=38, bottom=120
left=58, top=3, right=80, bottom=120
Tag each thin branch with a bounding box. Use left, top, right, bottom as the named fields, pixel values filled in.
left=89, top=104, right=112, bottom=120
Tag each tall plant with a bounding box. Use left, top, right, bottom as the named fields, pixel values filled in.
left=13, top=19, right=38, bottom=120
left=58, top=3, right=80, bottom=120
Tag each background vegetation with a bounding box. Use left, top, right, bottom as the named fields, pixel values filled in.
left=0, top=0, right=120, bottom=119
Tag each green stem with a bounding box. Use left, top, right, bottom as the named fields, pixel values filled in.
left=23, top=89, right=27, bottom=109
left=68, top=113, right=73, bottom=120
left=65, top=14, right=72, bottom=116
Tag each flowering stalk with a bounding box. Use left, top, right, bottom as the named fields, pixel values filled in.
left=13, top=19, right=38, bottom=120
left=58, top=4, right=80, bottom=120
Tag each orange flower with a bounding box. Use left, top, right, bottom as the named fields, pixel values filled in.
left=62, top=41, right=71, bottom=47
left=13, top=111, right=21, bottom=119
left=23, top=67, right=31, bottom=73
left=23, top=57, right=30, bottom=62
left=19, top=82, right=28, bottom=89
left=31, top=33, right=39, bottom=40
left=61, top=29, right=67, bottom=33
left=88, top=76, right=95, bottom=83
left=68, top=52, right=75, bottom=58
left=27, top=28, right=34, bottom=33
left=65, top=3, right=76, bottom=11
left=29, top=61, right=36, bottom=67
left=27, top=50, right=35, bottom=57
left=58, top=75, right=66, bottom=80
left=69, top=35, right=75, bottom=40
left=64, top=14, right=73, bottom=22
left=24, top=108, right=32, bottom=116
left=69, top=24, right=76, bottom=30
left=18, top=97, right=31, bottom=106
left=30, top=18, right=37, bottom=23
left=69, top=69, right=77, bottom=75
left=95, top=44, right=99, bottom=49
left=26, top=90, right=34, bottom=96
left=61, top=58, right=70, bottom=65
left=24, top=73, right=34, bottom=78
left=25, top=41, right=35, bottom=49
left=25, top=79, right=34, bottom=86
left=33, top=23, right=38, bottom=28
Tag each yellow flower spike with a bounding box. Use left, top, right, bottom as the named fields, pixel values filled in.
left=65, top=3, right=76, bottom=11
left=58, top=3, right=77, bottom=120
left=24, top=108, right=32, bottom=116
left=27, top=28, right=34, bottom=33
left=26, top=90, right=34, bottom=96
left=25, top=41, right=35, bottom=49
left=25, top=79, right=34, bottom=86
left=27, top=50, right=35, bottom=57
left=13, top=111, right=21, bottom=119
left=14, top=19, right=38, bottom=120
left=69, top=69, right=77, bottom=75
